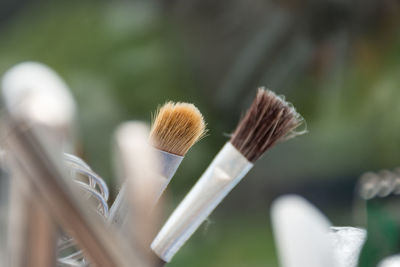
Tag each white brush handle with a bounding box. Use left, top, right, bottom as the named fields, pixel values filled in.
left=151, top=142, right=253, bottom=262
left=108, top=149, right=183, bottom=228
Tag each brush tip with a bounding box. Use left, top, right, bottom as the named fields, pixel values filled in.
left=230, top=88, right=304, bottom=162
left=150, top=101, right=206, bottom=156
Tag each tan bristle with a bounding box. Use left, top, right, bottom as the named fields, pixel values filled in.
left=150, top=102, right=206, bottom=156
left=230, top=88, right=304, bottom=162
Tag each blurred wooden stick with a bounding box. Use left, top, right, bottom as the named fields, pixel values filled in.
left=27, top=195, right=57, bottom=267
left=7, top=141, right=57, bottom=267
left=2, top=61, right=76, bottom=267
left=4, top=118, right=144, bottom=267
left=8, top=176, right=30, bottom=267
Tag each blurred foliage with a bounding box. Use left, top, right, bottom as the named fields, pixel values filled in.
left=0, top=0, right=213, bottom=191
left=1, top=0, right=400, bottom=265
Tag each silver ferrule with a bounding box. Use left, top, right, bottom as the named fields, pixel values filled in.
left=108, top=149, right=183, bottom=229
left=157, top=149, right=183, bottom=182
left=151, top=142, right=253, bottom=262
left=155, top=149, right=183, bottom=199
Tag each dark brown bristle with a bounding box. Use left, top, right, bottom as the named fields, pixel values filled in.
left=230, top=88, right=304, bottom=162
left=150, top=102, right=206, bottom=156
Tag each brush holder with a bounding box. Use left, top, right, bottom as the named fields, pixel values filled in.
left=57, top=153, right=109, bottom=267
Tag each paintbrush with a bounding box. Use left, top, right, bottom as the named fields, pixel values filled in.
left=150, top=102, right=206, bottom=197
left=151, top=88, right=304, bottom=264
left=109, top=102, right=206, bottom=229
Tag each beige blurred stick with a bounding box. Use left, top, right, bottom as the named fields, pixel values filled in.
left=7, top=175, right=57, bottom=267
left=7, top=174, right=57, bottom=267
left=114, top=121, right=163, bottom=265
left=7, top=142, right=57, bottom=267
left=2, top=62, right=77, bottom=267
left=29, top=199, right=57, bottom=267
left=4, top=117, right=142, bottom=267
left=7, top=154, right=57, bottom=267
left=7, top=169, right=34, bottom=267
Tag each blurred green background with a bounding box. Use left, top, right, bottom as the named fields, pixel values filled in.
left=1, top=0, right=400, bottom=266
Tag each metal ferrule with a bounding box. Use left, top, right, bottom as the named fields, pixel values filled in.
left=151, top=142, right=253, bottom=262
left=155, top=149, right=183, bottom=199
left=108, top=149, right=183, bottom=229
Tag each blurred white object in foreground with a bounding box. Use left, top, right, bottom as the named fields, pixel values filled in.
left=271, top=195, right=335, bottom=267
left=2, top=61, right=76, bottom=151
left=113, top=121, right=162, bottom=255
left=378, top=255, right=400, bottom=267
left=272, top=195, right=367, bottom=267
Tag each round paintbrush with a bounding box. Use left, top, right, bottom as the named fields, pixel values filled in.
left=108, top=102, right=206, bottom=229
left=149, top=102, right=206, bottom=197
left=151, top=88, right=304, bottom=264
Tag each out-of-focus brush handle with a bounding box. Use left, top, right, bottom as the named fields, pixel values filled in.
left=2, top=61, right=76, bottom=267
left=4, top=119, right=143, bottom=267
left=27, top=197, right=57, bottom=267
left=8, top=176, right=32, bottom=267
left=151, top=142, right=252, bottom=262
